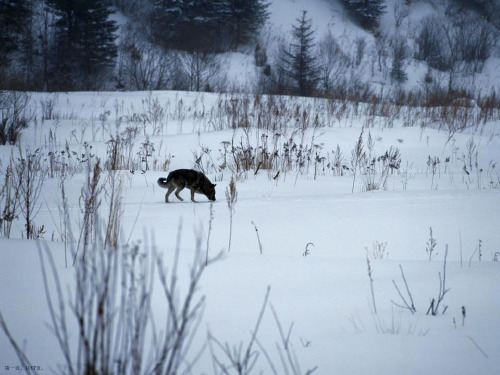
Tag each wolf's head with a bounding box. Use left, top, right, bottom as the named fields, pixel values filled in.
left=204, top=183, right=216, bottom=201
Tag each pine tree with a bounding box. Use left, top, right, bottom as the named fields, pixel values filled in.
left=79, top=0, right=118, bottom=85
left=391, top=37, right=408, bottom=83
left=342, top=0, right=386, bottom=30
left=283, top=11, right=319, bottom=96
left=152, top=0, right=269, bottom=51
left=152, top=0, right=227, bottom=51
left=47, top=0, right=118, bottom=89
left=226, top=0, right=270, bottom=48
left=0, top=0, right=31, bottom=68
left=183, top=0, right=227, bottom=49
left=150, top=0, right=183, bottom=44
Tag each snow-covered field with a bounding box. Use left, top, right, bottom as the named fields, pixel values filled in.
left=1, top=90, right=499, bottom=374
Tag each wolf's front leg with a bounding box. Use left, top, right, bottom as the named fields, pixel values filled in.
left=190, top=189, right=197, bottom=202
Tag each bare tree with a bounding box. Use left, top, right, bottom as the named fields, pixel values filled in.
left=374, top=33, right=389, bottom=77
left=179, top=50, right=223, bottom=92
left=265, top=36, right=293, bottom=95
left=317, top=31, right=348, bottom=94
left=393, top=3, right=409, bottom=29
left=117, top=23, right=173, bottom=90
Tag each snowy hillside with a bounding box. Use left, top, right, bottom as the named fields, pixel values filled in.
left=225, top=0, right=500, bottom=93
left=1, top=89, right=499, bottom=374
left=2, top=0, right=500, bottom=96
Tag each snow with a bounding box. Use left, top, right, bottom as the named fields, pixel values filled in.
left=1, top=89, right=499, bottom=374
left=1, top=0, right=500, bottom=373
left=226, top=0, right=500, bottom=95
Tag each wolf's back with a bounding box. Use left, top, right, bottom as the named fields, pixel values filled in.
left=158, top=169, right=199, bottom=189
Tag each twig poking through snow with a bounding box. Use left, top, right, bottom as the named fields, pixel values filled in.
left=391, top=265, right=416, bottom=314
left=366, top=254, right=377, bottom=314
left=468, top=336, right=489, bottom=359
left=252, top=220, right=263, bottom=254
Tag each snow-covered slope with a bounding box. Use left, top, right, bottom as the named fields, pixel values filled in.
left=224, top=0, right=500, bottom=93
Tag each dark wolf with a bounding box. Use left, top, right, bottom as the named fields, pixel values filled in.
left=157, top=169, right=216, bottom=203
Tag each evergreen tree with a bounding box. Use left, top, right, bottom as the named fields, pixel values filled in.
left=152, top=0, right=227, bottom=51
left=80, top=0, right=118, bottom=85
left=151, top=0, right=184, bottom=44
left=342, top=0, right=386, bottom=30
left=283, top=11, right=319, bottom=96
left=0, top=0, right=31, bottom=68
left=151, top=0, right=269, bottom=51
left=226, top=0, right=270, bottom=48
left=47, top=0, right=118, bottom=89
left=390, top=37, right=407, bottom=83
left=183, top=0, right=227, bottom=49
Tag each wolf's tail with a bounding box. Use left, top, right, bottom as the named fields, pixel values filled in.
left=157, top=177, right=170, bottom=188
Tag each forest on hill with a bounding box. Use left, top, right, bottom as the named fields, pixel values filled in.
left=1, top=0, right=499, bottom=106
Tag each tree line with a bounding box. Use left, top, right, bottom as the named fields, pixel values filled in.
left=0, top=0, right=270, bottom=91
left=1, top=0, right=498, bottom=97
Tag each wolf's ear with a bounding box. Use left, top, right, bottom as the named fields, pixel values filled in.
left=213, top=184, right=217, bottom=187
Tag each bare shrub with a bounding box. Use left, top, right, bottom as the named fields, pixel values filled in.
left=0, top=158, right=21, bottom=238
left=209, top=288, right=318, bottom=375
left=105, top=135, right=125, bottom=171
left=209, top=287, right=270, bottom=374
left=141, top=93, right=166, bottom=136
left=426, top=227, right=438, bottom=261
left=40, top=94, right=59, bottom=121
left=137, top=137, right=155, bottom=172
left=317, top=31, right=349, bottom=95
left=0, top=91, right=31, bottom=145
left=117, top=24, right=173, bottom=90
left=2, top=222, right=221, bottom=375
left=415, top=15, right=452, bottom=71
left=218, top=129, right=329, bottom=179
left=363, top=134, right=401, bottom=192
left=226, top=176, right=238, bottom=252
left=391, top=265, right=417, bottom=314
left=104, top=171, right=123, bottom=249
left=426, top=246, right=450, bottom=316
left=366, top=241, right=389, bottom=260
left=351, top=128, right=366, bottom=193
left=75, top=157, right=103, bottom=263
left=13, top=147, right=47, bottom=239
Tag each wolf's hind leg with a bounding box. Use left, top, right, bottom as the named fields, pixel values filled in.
left=174, top=187, right=184, bottom=201
left=165, top=186, right=175, bottom=203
